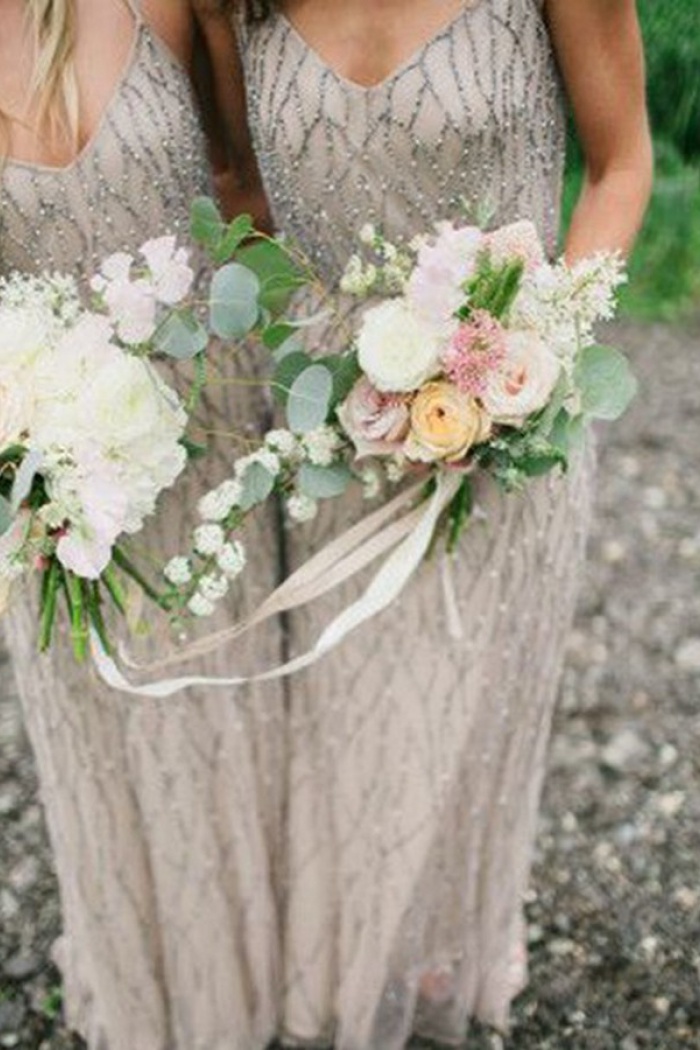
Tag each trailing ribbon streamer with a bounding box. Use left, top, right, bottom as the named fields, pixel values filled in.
left=92, top=473, right=462, bottom=697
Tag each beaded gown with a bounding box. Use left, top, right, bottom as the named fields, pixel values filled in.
left=0, top=1, right=594, bottom=1049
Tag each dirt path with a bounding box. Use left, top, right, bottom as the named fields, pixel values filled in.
left=1, top=319, right=699, bottom=1050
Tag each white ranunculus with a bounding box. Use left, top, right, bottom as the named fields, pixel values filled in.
left=481, top=330, right=561, bottom=427
left=0, top=306, right=49, bottom=375
left=357, top=299, right=443, bottom=393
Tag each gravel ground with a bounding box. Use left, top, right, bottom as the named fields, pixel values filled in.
left=1, top=319, right=699, bottom=1050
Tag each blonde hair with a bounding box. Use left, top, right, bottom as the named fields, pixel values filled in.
left=1, top=0, right=79, bottom=159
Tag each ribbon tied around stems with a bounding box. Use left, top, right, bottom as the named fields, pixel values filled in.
left=92, top=473, right=463, bottom=697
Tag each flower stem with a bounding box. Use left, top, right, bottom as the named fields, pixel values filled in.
left=38, top=559, right=61, bottom=652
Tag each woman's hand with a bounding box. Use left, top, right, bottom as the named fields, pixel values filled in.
left=546, top=0, right=653, bottom=261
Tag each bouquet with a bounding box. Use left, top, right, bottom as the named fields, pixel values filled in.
left=160, top=219, right=635, bottom=647
left=0, top=201, right=306, bottom=660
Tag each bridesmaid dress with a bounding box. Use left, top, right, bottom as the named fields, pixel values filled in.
left=1, top=3, right=289, bottom=1049
left=235, top=1, right=594, bottom=1048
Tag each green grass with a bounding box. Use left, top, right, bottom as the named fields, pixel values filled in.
left=563, top=140, right=700, bottom=322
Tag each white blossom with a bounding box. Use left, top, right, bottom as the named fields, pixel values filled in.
left=193, top=523, right=225, bottom=556
left=287, top=494, right=318, bottom=523
left=301, top=424, right=342, bottom=467
left=187, top=593, right=216, bottom=618
left=198, top=573, right=229, bottom=603
left=217, top=541, right=247, bottom=579
left=265, top=429, right=298, bottom=458
left=164, top=556, right=192, bottom=586
left=360, top=466, right=382, bottom=501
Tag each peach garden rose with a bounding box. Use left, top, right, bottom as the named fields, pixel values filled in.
left=405, top=380, right=491, bottom=463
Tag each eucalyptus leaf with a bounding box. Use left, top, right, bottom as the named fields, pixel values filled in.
left=298, top=463, right=353, bottom=500
left=214, top=214, right=255, bottom=264
left=190, top=196, right=224, bottom=249
left=238, top=462, right=276, bottom=512
left=0, top=494, right=13, bottom=537
left=11, top=449, right=43, bottom=514
left=209, top=263, right=260, bottom=339
left=155, top=312, right=209, bottom=360
left=549, top=409, right=586, bottom=457
left=324, top=353, right=362, bottom=406
left=287, top=365, right=334, bottom=433
left=238, top=241, right=305, bottom=315
left=272, top=351, right=314, bottom=405
left=575, top=344, right=638, bottom=421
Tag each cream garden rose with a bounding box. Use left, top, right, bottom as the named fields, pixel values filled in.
left=405, top=380, right=491, bottom=463
left=481, top=330, right=561, bottom=427
left=357, top=298, right=443, bottom=393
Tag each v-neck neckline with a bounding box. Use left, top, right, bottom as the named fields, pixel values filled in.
left=4, top=21, right=143, bottom=176
left=279, top=3, right=480, bottom=94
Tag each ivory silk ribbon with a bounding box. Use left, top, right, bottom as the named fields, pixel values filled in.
left=92, top=473, right=463, bottom=697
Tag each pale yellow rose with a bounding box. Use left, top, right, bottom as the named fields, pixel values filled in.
left=405, top=380, right=491, bottom=463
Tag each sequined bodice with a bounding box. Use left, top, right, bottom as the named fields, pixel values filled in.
left=0, top=22, right=210, bottom=281
left=238, top=0, right=565, bottom=282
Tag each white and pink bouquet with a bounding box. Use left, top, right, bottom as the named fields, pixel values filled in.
left=162, top=219, right=635, bottom=641
left=0, top=201, right=306, bottom=660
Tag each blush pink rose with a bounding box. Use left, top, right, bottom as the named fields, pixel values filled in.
left=337, top=377, right=410, bottom=458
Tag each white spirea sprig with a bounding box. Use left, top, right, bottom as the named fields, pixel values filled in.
left=301, top=424, right=343, bottom=467
left=193, top=524, right=225, bottom=556
left=217, top=541, right=247, bottom=579
left=287, top=493, right=318, bottom=523
left=164, top=556, right=193, bottom=586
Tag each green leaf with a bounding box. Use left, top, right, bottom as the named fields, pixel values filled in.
left=0, top=494, right=13, bottom=537
left=180, top=435, right=208, bottom=460
left=298, top=463, right=352, bottom=499
left=209, top=262, right=260, bottom=339
left=190, top=196, right=224, bottom=249
left=575, top=344, right=639, bottom=421
left=155, top=312, right=209, bottom=360
left=238, top=462, right=276, bottom=512
left=263, top=324, right=300, bottom=353
left=287, top=365, right=334, bottom=433
left=10, top=449, right=42, bottom=513
left=324, top=352, right=362, bottom=406
left=214, top=214, right=256, bottom=264
left=272, top=351, right=314, bottom=405
left=549, top=409, right=586, bottom=457
left=517, top=451, right=567, bottom=477
left=237, top=240, right=305, bottom=315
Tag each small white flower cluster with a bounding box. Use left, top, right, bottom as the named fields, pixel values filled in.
left=0, top=272, right=81, bottom=332
left=286, top=494, right=318, bottom=523
left=340, top=226, right=412, bottom=298
left=301, top=424, right=342, bottom=467
left=511, top=252, right=627, bottom=363
left=90, top=235, right=195, bottom=346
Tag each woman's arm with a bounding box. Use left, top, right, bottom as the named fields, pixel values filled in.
left=190, top=0, right=272, bottom=229
left=546, top=0, right=653, bottom=261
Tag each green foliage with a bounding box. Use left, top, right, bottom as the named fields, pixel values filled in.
left=208, top=262, right=260, bottom=339
left=238, top=462, right=276, bottom=511
left=155, top=312, right=209, bottom=360
left=298, top=462, right=353, bottom=499
left=0, top=494, right=12, bottom=536
left=286, top=364, right=334, bottom=433
left=638, top=0, right=700, bottom=160
left=574, top=344, right=639, bottom=421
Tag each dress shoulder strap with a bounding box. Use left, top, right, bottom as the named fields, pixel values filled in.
left=121, top=0, right=144, bottom=23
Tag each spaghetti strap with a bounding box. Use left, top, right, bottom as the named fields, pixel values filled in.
left=121, top=0, right=143, bottom=22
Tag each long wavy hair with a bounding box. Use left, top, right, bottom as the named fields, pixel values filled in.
left=1, top=0, right=79, bottom=159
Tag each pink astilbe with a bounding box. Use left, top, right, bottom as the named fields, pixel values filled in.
left=441, top=310, right=508, bottom=396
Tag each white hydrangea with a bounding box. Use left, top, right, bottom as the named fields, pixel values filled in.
left=164, top=556, right=192, bottom=586
left=287, top=494, right=318, bottom=523
left=198, top=573, right=229, bottom=603
left=265, top=429, right=298, bottom=458
left=301, top=425, right=342, bottom=467
left=217, top=540, right=247, bottom=579
left=188, top=593, right=216, bottom=618
left=193, top=523, right=225, bottom=556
